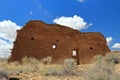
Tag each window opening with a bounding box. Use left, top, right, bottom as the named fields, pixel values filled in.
left=56, top=40, right=59, bottom=42
left=31, top=37, right=34, bottom=40
left=72, top=50, right=77, bottom=56
left=90, top=47, right=93, bottom=50
left=52, top=44, right=57, bottom=49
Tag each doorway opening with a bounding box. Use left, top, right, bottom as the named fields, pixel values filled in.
left=72, top=49, right=80, bottom=65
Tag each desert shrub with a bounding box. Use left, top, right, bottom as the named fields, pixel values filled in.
left=0, top=69, right=9, bottom=80
left=63, top=58, right=78, bottom=75
left=41, top=56, right=52, bottom=65
left=64, top=58, right=75, bottom=69
left=64, top=58, right=75, bottom=72
left=83, top=54, right=120, bottom=80
left=38, top=63, right=63, bottom=76
left=22, top=56, right=39, bottom=64
left=6, top=57, right=40, bottom=75
left=104, top=52, right=120, bottom=64
left=0, top=59, right=9, bottom=73
left=21, top=57, right=40, bottom=73
left=0, top=58, right=9, bottom=68
left=47, top=66, right=63, bottom=76
left=39, top=58, right=78, bottom=76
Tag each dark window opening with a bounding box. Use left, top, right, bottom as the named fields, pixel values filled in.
left=31, top=37, right=34, bottom=40
left=90, top=47, right=93, bottom=50
left=56, top=40, right=59, bottom=42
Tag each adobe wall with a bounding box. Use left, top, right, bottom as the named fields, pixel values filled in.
left=8, top=20, right=110, bottom=64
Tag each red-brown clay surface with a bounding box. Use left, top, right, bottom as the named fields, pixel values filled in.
left=9, top=20, right=110, bottom=64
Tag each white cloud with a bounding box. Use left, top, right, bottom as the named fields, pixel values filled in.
left=0, top=20, right=21, bottom=58
left=0, top=20, right=21, bottom=42
left=78, top=0, right=85, bottom=3
left=0, top=39, right=12, bottom=58
left=53, top=15, right=92, bottom=30
left=31, top=0, right=52, bottom=18
left=29, top=11, right=33, bottom=15
left=112, top=43, right=120, bottom=49
left=106, top=36, right=112, bottom=45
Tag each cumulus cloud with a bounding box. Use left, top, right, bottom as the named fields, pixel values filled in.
left=0, top=39, right=12, bottom=58
left=112, top=43, right=120, bottom=49
left=0, top=20, right=21, bottom=58
left=53, top=15, right=92, bottom=30
left=106, top=36, right=112, bottom=45
left=0, top=20, right=21, bottom=42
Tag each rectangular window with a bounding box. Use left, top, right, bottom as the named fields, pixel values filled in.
left=72, top=50, right=77, bottom=56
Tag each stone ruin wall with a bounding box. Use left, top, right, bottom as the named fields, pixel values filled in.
left=8, top=20, right=110, bottom=64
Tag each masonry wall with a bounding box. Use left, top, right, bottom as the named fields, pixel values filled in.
left=8, top=20, right=110, bottom=64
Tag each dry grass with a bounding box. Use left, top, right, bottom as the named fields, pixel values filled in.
left=0, top=57, right=84, bottom=80
left=82, top=51, right=120, bottom=80
left=0, top=51, right=120, bottom=80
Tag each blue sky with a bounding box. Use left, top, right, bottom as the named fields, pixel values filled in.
left=0, top=0, right=120, bottom=57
